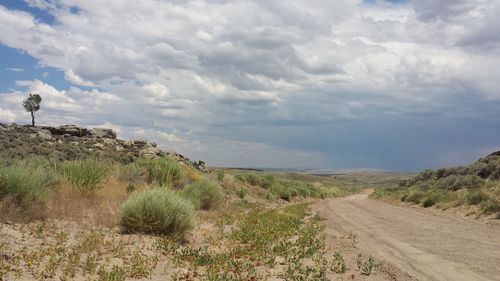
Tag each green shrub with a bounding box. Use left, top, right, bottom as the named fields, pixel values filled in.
left=0, top=163, right=57, bottom=203
left=272, top=185, right=291, bottom=201
left=61, top=159, right=109, bottom=192
left=216, top=170, right=225, bottom=182
left=422, top=198, right=434, bottom=208
left=466, top=191, right=489, bottom=205
left=235, top=173, right=261, bottom=186
left=235, top=173, right=276, bottom=189
left=138, top=158, right=181, bottom=188
left=181, top=180, right=224, bottom=210
left=259, top=175, right=274, bottom=189
left=266, top=192, right=277, bottom=201
left=120, top=189, right=195, bottom=235
left=405, top=191, right=424, bottom=204
left=422, top=196, right=436, bottom=207
left=421, top=192, right=443, bottom=208
left=435, top=175, right=484, bottom=191
left=481, top=200, right=500, bottom=214
left=236, top=188, right=246, bottom=199
left=400, top=194, right=408, bottom=202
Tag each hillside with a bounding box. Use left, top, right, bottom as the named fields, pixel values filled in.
left=372, top=152, right=500, bottom=217
left=0, top=123, right=205, bottom=170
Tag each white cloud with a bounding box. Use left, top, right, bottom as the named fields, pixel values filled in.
left=64, top=69, right=94, bottom=87
left=0, top=0, right=499, bottom=169
left=142, top=82, right=170, bottom=99
left=5, top=68, right=24, bottom=72
left=0, top=108, right=16, bottom=122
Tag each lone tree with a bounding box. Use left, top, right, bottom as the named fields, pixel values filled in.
left=22, top=93, right=42, bottom=126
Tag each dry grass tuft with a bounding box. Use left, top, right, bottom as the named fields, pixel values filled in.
left=47, top=178, right=129, bottom=226
left=0, top=196, right=46, bottom=223
left=186, top=166, right=203, bottom=182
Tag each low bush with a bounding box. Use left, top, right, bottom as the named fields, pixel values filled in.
left=138, top=158, right=181, bottom=188
left=259, top=175, right=274, bottom=189
left=236, top=173, right=275, bottom=189
left=481, top=200, right=500, bottom=214
left=466, top=191, right=489, bottom=205
left=267, top=180, right=326, bottom=201
left=236, top=188, right=246, bottom=199
left=422, top=195, right=436, bottom=207
left=422, top=192, right=446, bottom=208
left=61, top=159, right=109, bottom=192
left=405, top=191, right=425, bottom=204
left=434, top=175, right=484, bottom=191
left=266, top=192, right=278, bottom=201
left=235, top=173, right=261, bottom=186
left=269, top=184, right=293, bottom=201
left=181, top=180, right=224, bottom=210
left=120, top=189, right=195, bottom=235
left=0, top=163, right=57, bottom=203
left=216, top=170, right=225, bottom=182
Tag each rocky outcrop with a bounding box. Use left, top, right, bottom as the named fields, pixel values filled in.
left=42, top=125, right=90, bottom=137
left=36, top=129, right=53, bottom=141
left=0, top=123, right=206, bottom=171
left=90, top=128, right=117, bottom=139
left=21, top=125, right=117, bottom=139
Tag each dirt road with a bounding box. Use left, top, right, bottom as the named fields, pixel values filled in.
left=314, top=191, right=500, bottom=281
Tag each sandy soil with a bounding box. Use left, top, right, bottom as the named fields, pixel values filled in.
left=314, top=190, right=500, bottom=281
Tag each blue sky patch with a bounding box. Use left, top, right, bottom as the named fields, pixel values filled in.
left=0, top=0, right=55, bottom=24
left=0, top=45, right=70, bottom=92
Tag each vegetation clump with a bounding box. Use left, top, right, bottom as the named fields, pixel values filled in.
left=138, top=158, right=181, bottom=188
left=268, top=180, right=326, bottom=201
left=373, top=152, right=500, bottom=216
left=120, top=188, right=195, bottom=235
left=0, top=162, right=57, bottom=205
left=61, top=158, right=109, bottom=192
left=181, top=180, right=224, bottom=210
left=466, top=191, right=489, bottom=205
left=235, top=173, right=275, bottom=188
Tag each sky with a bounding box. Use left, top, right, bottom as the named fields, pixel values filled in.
left=1, top=0, right=500, bottom=171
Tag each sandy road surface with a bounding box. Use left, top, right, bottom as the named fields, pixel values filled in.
left=314, top=191, right=500, bottom=281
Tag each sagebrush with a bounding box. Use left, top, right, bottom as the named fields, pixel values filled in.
left=120, top=189, right=195, bottom=235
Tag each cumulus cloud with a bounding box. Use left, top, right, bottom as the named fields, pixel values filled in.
left=0, top=0, right=499, bottom=169
left=411, top=0, right=477, bottom=22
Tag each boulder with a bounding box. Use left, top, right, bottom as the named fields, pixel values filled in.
left=139, top=146, right=161, bottom=158
left=93, top=143, right=105, bottom=149
left=28, top=126, right=41, bottom=132
left=102, top=138, right=117, bottom=146
left=46, top=125, right=89, bottom=137
left=132, top=139, right=148, bottom=146
left=123, top=140, right=134, bottom=147
left=37, top=129, right=53, bottom=141
left=193, top=160, right=207, bottom=172
left=90, top=128, right=117, bottom=139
